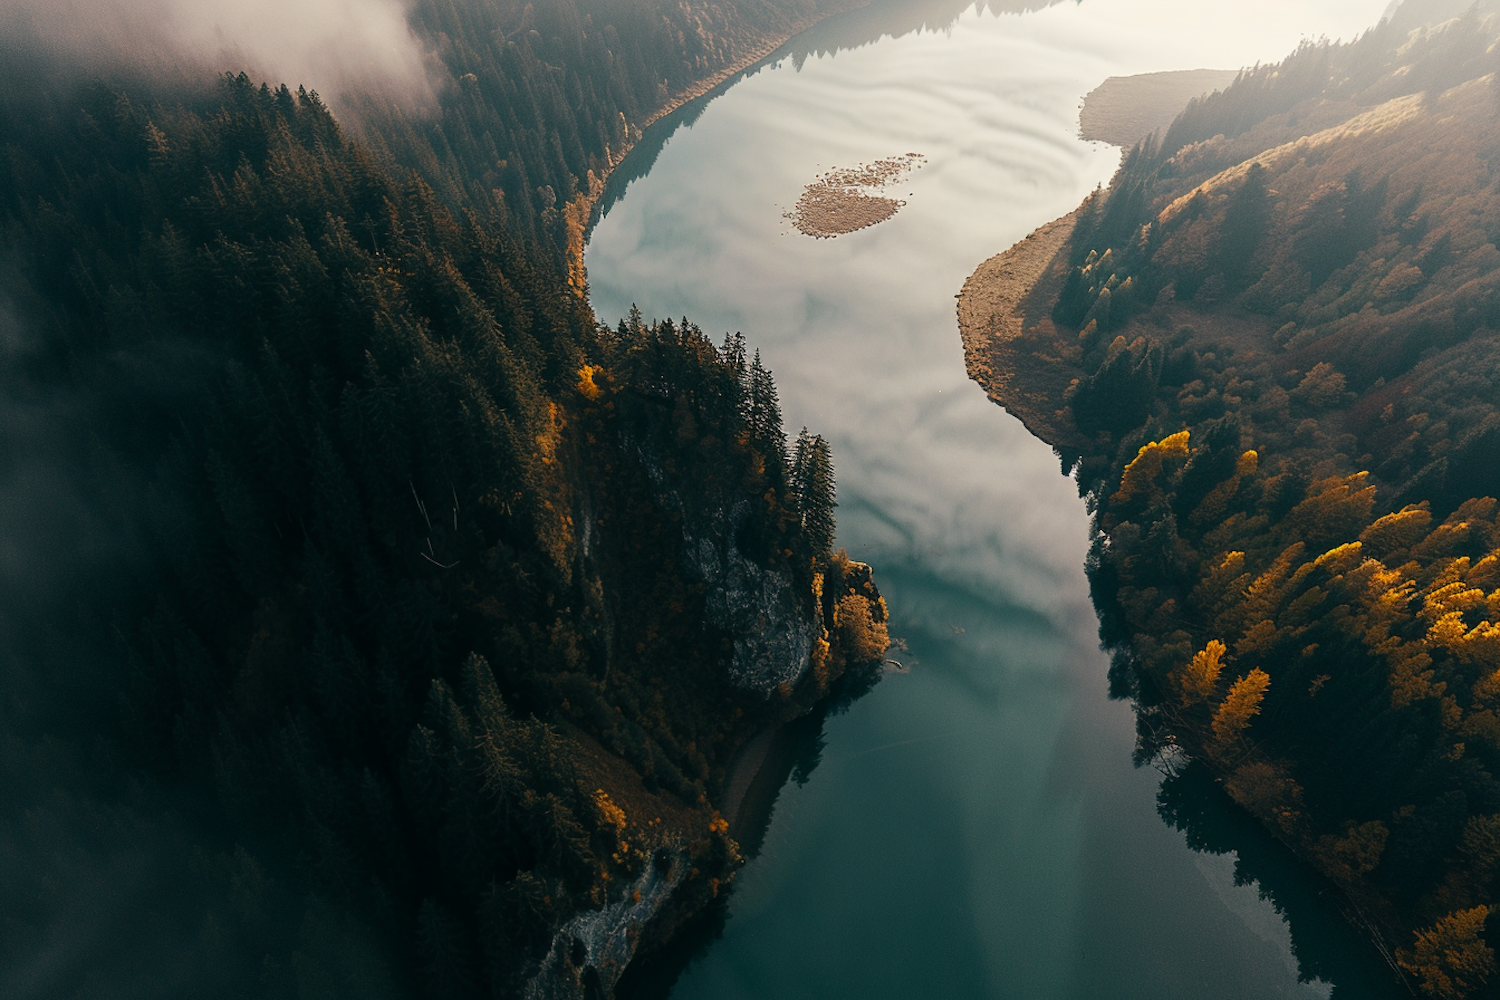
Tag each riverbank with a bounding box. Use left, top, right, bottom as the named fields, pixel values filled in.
left=957, top=67, right=1240, bottom=446
left=956, top=60, right=1428, bottom=1000
left=957, top=210, right=1086, bottom=450
left=955, top=193, right=1417, bottom=1000
left=635, top=1, right=866, bottom=135
left=721, top=729, right=775, bottom=832
left=717, top=706, right=831, bottom=853
left=564, top=0, right=870, bottom=288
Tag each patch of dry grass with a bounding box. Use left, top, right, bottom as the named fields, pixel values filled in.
left=788, top=152, right=925, bottom=238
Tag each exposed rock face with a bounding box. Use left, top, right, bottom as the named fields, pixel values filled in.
left=530, top=415, right=878, bottom=1000
left=634, top=444, right=816, bottom=695
left=689, top=499, right=815, bottom=694
left=524, top=854, right=686, bottom=1000
left=523, top=480, right=818, bottom=995
left=521, top=433, right=822, bottom=1000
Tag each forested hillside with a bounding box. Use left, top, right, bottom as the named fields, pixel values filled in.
left=371, top=0, right=863, bottom=275
left=0, top=2, right=885, bottom=998
left=970, top=4, right=1500, bottom=996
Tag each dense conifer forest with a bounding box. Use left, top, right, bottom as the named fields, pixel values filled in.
left=0, top=1, right=887, bottom=997
left=976, top=4, right=1500, bottom=995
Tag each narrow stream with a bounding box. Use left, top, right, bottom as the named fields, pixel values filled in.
left=586, top=2, right=1400, bottom=996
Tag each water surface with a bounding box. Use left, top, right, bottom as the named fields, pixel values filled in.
left=586, top=2, right=1398, bottom=997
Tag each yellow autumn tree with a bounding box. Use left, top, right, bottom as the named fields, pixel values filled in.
left=1470, top=553, right=1500, bottom=592
left=594, top=789, right=626, bottom=833
left=1291, top=361, right=1348, bottom=408
left=1188, top=551, right=1250, bottom=619
left=1314, top=819, right=1389, bottom=883
left=1212, top=668, right=1271, bottom=745
left=1283, top=472, right=1376, bottom=547
left=1176, top=639, right=1227, bottom=705
left=1313, top=541, right=1364, bottom=576
left=1398, top=906, right=1494, bottom=1000
left=1223, top=759, right=1303, bottom=834
left=576, top=364, right=602, bottom=400
left=1460, top=815, right=1500, bottom=885
left=1360, top=504, right=1433, bottom=559
left=1191, top=453, right=1259, bottom=526
left=835, top=593, right=889, bottom=664
left=1112, top=430, right=1191, bottom=504
left=1237, top=543, right=1305, bottom=633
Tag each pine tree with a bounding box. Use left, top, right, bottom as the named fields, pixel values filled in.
left=743, top=349, right=785, bottom=467
left=719, top=331, right=746, bottom=375
left=1176, top=639, right=1226, bottom=706
left=791, top=426, right=815, bottom=514
left=797, top=433, right=836, bottom=557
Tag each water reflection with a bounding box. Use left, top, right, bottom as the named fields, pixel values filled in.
left=593, top=0, right=1062, bottom=224
left=1158, top=763, right=1407, bottom=999
left=783, top=0, right=1061, bottom=65
left=585, top=1, right=1397, bottom=997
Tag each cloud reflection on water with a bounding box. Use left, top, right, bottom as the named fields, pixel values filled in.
left=587, top=2, right=1391, bottom=998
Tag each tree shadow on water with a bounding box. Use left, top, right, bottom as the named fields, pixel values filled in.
left=615, top=705, right=833, bottom=1000
left=1158, top=761, right=1412, bottom=1000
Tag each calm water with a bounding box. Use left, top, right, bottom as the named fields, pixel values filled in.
left=586, top=2, right=1398, bottom=997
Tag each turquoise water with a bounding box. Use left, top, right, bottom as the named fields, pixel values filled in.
left=586, top=2, right=1398, bottom=996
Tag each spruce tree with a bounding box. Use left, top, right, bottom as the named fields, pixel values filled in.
left=800, top=433, right=836, bottom=557
left=791, top=426, right=815, bottom=516
left=744, top=349, right=786, bottom=469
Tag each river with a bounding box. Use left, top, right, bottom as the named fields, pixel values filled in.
left=585, top=1, right=1402, bottom=997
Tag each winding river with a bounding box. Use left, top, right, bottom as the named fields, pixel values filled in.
left=586, top=1, right=1402, bottom=997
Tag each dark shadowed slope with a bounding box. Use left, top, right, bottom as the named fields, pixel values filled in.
left=0, top=2, right=888, bottom=998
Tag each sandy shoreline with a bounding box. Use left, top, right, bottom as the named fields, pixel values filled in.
left=636, top=4, right=864, bottom=135
left=720, top=728, right=776, bottom=832
left=957, top=68, right=1237, bottom=443
left=958, top=210, right=1076, bottom=388
left=957, top=210, right=1085, bottom=447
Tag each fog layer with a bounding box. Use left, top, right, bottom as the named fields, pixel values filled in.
left=0, top=0, right=434, bottom=107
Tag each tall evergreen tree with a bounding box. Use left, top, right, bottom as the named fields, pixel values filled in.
left=744, top=349, right=786, bottom=466
left=791, top=426, right=815, bottom=516
left=793, top=431, right=836, bottom=556
left=719, top=331, right=746, bottom=376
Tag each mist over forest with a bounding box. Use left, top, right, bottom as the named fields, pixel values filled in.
left=17, top=0, right=1500, bottom=996
left=0, top=0, right=891, bottom=997
left=0, top=0, right=435, bottom=108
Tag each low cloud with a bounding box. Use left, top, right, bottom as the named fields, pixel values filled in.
left=0, top=0, right=436, bottom=110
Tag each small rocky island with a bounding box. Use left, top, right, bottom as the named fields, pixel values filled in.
left=788, top=152, right=925, bottom=237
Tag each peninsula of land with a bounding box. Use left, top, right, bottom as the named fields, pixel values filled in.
left=958, top=66, right=1237, bottom=449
